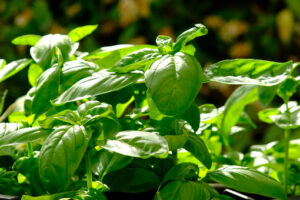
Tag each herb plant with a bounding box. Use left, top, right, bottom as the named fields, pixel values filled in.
left=0, top=23, right=299, bottom=199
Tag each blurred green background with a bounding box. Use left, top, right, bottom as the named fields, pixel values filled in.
left=0, top=0, right=300, bottom=150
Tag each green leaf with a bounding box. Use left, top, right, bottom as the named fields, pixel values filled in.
left=77, top=101, right=116, bottom=125
left=61, top=60, right=99, bottom=90
left=183, top=133, right=212, bottom=169
left=28, top=63, right=43, bottom=86
left=53, top=70, right=142, bottom=105
left=39, top=110, right=80, bottom=129
left=207, top=166, right=287, bottom=200
left=83, top=44, right=157, bottom=69
left=103, top=168, right=160, bottom=193
left=39, top=125, right=92, bottom=193
left=156, top=35, right=173, bottom=54
left=0, top=123, right=23, bottom=137
left=32, top=65, right=60, bottom=115
left=113, top=48, right=161, bottom=73
left=258, top=108, right=280, bottom=124
left=98, top=131, right=169, bottom=159
left=91, top=149, right=133, bottom=180
left=161, top=163, right=199, bottom=186
left=199, top=104, right=223, bottom=124
left=68, top=24, right=98, bottom=42
left=180, top=44, right=196, bottom=56
left=0, top=90, right=7, bottom=115
left=0, top=58, right=32, bottom=82
left=258, top=85, right=279, bottom=107
left=0, top=59, right=6, bottom=69
left=204, top=59, right=292, bottom=86
left=21, top=191, right=77, bottom=200
left=155, top=181, right=210, bottom=200
left=145, top=52, right=203, bottom=116
left=277, top=77, right=298, bottom=102
left=270, top=105, right=300, bottom=129
left=0, top=127, right=50, bottom=147
left=164, top=135, right=188, bottom=151
left=180, top=103, right=200, bottom=132
left=12, top=34, right=41, bottom=46
left=221, top=85, right=258, bottom=137
left=147, top=91, right=164, bottom=121
left=30, top=34, right=79, bottom=69
left=173, top=24, right=208, bottom=52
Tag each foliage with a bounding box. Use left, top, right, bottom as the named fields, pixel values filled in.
left=0, top=23, right=299, bottom=199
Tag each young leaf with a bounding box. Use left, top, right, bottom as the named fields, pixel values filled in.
left=258, top=108, right=280, bottom=124
left=32, top=65, right=60, bottom=116
left=221, top=85, right=258, bottom=137
left=156, top=35, right=173, bottom=54
left=103, top=168, right=160, bottom=193
left=68, top=24, right=98, bottom=42
left=39, top=125, right=92, bottom=193
left=204, top=59, right=292, bottom=86
left=161, top=163, right=199, bottom=186
left=0, top=59, right=32, bottom=82
left=91, top=149, right=133, bottom=180
left=207, top=166, right=287, bottom=200
left=28, top=63, right=43, bottom=86
left=173, top=24, right=208, bottom=52
left=145, top=52, right=203, bottom=116
left=12, top=34, right=41, bottom=46
left=183, top=133, right=212, bottom=169
left=277, top=77, right=298, bottom=102
left=155, top=181, right=210, bottom=200
left=53, top=70, right=142, bottom=105
left=30, top=34, right=79, bottom=69
left=98, top=131, right=169, bottom=159
left=39, top=110, right=80, bottom=129
left=0, top=127, right=50, bottom=147
left=83, top=44, right=157, bottom=69
left=113, top=48, right=161, bottom=73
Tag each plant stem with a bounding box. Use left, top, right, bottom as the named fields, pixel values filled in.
left=172, top=150, right=177, bottom=165
left=27, top=142, right=33, bottom=158
left=86, top=150, right=93, bottom=191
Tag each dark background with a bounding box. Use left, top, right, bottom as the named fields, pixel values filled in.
left=0, top=0, right=299, bottom=150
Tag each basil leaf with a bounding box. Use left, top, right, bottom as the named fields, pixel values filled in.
left=221, top=85, right=258, bottom=137
left=98, top=131, right=169, bottom=159
left=39, top=125, right=92, bottom=193
left=103, top=168, right=160, bottom=193
left=39, top=110, right=81, bottom=129
left=173, top=24, right=208, bottom=52
left=68, top=24, right=98, bottom=42
left=113, top=48, right=161, bottom=73
left=28, top=63, right=43, bottom=86
left=0, top=59, right=32, bottom=82
left=32, top=65, right=60, bottom=115
left=145, top=52, right=203, bottom=116
left=61, top=60, right=99, bottom=90
left=53, top=70, right=142, bottom=105
left=270, top=105, right=300, bottom=129
left=12, top=34, right=41, bottom=46
left=155, top=181, right=210, bottom=200
left=156, top=35, right=173, bottom=54
left=207, top=166, right=287, bottom=200
left=204, top=59, right=292, bottom=86
left=258, top=85, right=279, bottom=107
left=83, top=44, right=157, bottom=69
left=258, top=108, right=280, bottom=124
left=164, top=135, right=188, bottom=151
left=91, top=149, right=133, bottom=180
left=183, top=133, right=212, bottom=169
left=0, top=127, right=50, bottom=147
left=21, top=191, right=77, bottom=200
left=0, top=123, right=23, bottom=137
left=180, top=103, right=200, bottom=132
left=30, top=34, right=79, bottom=69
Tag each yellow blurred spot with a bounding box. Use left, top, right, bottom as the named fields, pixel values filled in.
left=118, top=0, right=139, bottom=27
left=136, top=0, right=151, bottom=18
left=219, top=20, right=249, bottom=43
left=277, top=9, right=294, bottom=45
left=204, top=15, right=225, bottom=30
left=66, top=3, right=81, bottom=17
left=49, top=23, right=67, bottom=34
left=229, top=42, right=252, bottom=58
left=14, top=8, right=32, bottom=27
left=127, top=36, right=147, bottom=44
left=159, top=26, right=175, bottom=41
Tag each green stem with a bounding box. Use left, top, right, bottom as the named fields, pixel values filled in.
left=86, top=150, right=93, bottom=191
left=172, top=150, right=177, bottom=165
left=27, top=142, right=33, bottom=158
